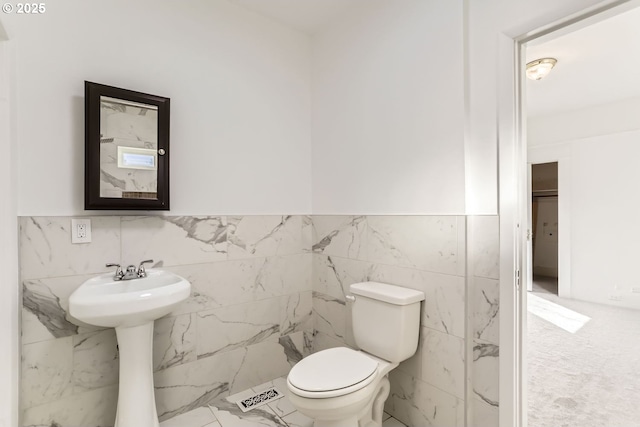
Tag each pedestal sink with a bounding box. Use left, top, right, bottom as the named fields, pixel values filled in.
left=69, top=269, right=191, bottom=427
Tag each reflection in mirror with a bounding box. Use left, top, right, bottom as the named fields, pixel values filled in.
left=99, top=97, right=159, bottom=200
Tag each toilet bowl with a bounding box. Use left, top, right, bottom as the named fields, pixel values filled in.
left=286, top=282, right=425, bottom=427
left=286, top=347, right=396, bottom=427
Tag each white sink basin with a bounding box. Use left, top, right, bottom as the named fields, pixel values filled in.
left=69, top=269, right=191, bottom=328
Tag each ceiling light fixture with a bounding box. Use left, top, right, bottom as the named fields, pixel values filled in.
left=526, top=58, right=557, bottom=81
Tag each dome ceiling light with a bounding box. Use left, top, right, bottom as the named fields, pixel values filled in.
left=526, top=58, right=558, bottom=80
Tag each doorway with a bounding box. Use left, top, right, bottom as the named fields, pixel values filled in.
left=522, top=4, right=640, bottom=426
left=531, top=162, right=558, bottom=296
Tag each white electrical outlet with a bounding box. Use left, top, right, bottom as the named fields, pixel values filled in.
left=71, top=219, right=92, bottom=244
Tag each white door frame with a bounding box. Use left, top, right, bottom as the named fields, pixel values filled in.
left=498, top=1, right=640, bottom=426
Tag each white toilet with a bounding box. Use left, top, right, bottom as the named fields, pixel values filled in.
left=286, top=281, right=425, bottom=427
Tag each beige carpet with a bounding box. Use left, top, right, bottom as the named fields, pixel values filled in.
left=527, top=277, right=640, bottom=427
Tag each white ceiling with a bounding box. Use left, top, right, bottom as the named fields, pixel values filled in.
left=229, top=0, right=369, bottom=34
left=526, top=7, right=640, bottom=118
left=231, top=0, right=640, bottom=119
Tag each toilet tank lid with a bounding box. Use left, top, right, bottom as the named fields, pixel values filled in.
left=350, top=282, right=425, bottom=305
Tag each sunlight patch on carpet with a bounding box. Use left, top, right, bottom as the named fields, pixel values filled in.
left=528, top=294, right=591, bottom=333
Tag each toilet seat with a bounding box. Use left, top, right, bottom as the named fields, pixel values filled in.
left=287, top=347, right=378, bottom=399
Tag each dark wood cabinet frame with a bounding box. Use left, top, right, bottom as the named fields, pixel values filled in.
left=85, top=81, right=170, bottom=210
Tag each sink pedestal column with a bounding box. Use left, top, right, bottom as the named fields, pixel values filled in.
left=114, top=322, right=159, bottom=427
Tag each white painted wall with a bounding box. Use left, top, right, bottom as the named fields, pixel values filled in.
left=529, top=100, right=640, bottom=310
left=311, top=0, right=466, bottom=214
left=570, top=130, right=640, bottom=309
left=1, top=0, right=312, bottom=216
left=529, top=97, right=640, bottom=145
left=0, top=36, right=19, bottom=427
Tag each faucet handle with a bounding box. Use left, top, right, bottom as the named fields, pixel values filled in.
left=137, top=259, right=154, bottom=278
left=106, top=263, right=124, bottom=280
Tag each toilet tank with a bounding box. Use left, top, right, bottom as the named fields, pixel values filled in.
left=350, top=282, right=425, bottom=363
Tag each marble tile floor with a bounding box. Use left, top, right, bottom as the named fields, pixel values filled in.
left=160, top=376, right=407, bottom=427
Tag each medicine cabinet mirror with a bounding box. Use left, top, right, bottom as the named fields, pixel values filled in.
left=85, top=81, right=170, bottom=210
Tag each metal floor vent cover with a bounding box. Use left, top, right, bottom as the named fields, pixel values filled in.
left=236, top=387, right=283, bottom=412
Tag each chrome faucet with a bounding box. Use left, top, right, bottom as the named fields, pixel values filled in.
left=106, top=260, right=154, bottom=281
left=137, top=259, right=153, bottom=278
left=106, top=263, right=124, bottom=280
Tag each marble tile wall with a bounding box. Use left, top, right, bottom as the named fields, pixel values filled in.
left=19, top=215, right=313, bottom=427
left=19, top=214, right=500, bottom=427
left=468, top=215, right=500, bottom=427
